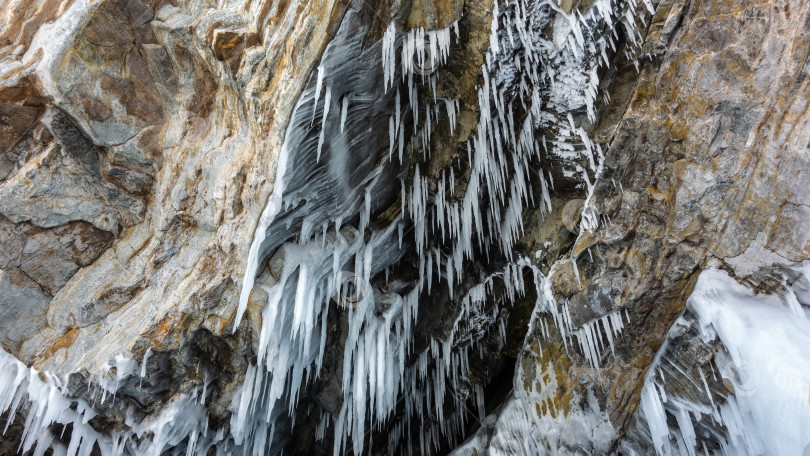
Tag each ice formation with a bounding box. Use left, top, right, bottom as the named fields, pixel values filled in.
left=639, top=265, right=810, bottom=456
left=450, top=359, right=617, bottom=456
left=1, top=0, right=653, bottom=453
left=0, top=347, right=215, bottom=456
left=4, top=0, right=808, bottom=452
left=226, top=0, right=638, bottom=451
left=448, top=261, right=621, bottom=455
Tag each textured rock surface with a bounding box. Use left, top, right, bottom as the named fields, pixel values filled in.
left=0, top=0, right=353, bottom=434
left=560, top=0, right=810, bottom=431
left=0, top=0, right=809, bottom=453
left=461, top=0, right=810, bottom=453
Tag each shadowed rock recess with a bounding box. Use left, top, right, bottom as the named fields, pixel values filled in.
left=1, top=0, right=809, bottom=453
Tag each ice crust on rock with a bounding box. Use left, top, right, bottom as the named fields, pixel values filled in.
left=449, top=263, right=619, bottom=456
left=640, top=265, right=810, bottom=456
left=231, top=0, right=629, bottom=449
left=0, top=0, right=652, bottom=452
left=0, top=347, right=216, bottom=456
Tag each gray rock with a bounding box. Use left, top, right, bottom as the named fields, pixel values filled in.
left=0, top=269, right=50, bottom=354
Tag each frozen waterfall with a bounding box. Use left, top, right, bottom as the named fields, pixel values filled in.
left=2, top=0, right=808, bottom=454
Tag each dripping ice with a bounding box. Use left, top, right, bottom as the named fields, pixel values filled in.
left=0, top=0, right=655, bottom=453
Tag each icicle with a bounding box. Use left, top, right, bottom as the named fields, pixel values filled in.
left=311, top=64, right=325, bottom=125
left=341, top=95, right=349, bottom=133
left=317, top=86, right=332, bottom=162
left=382, top=21, right=397, bottom=91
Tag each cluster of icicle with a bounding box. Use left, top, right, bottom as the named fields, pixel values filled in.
left=527, top=261, right=629, bottom=370
left=232, top=0, right=651, bottom=452
left=448, top=260, right=624, bottom=455
left=0, top=348, right=217, bottom=456
left=639, top=264, right=810, bottom=456
left=0, top=0, right=651, bottom=453
left=394, top=0, right=650, bottom=380
left=419, top=0, right=654, bottom=450
left=223, top=15, right=475, bottom=455
left=405, top=0, right=650, bottom=451
left=380, top=260, right=531, bottom=454
left=382, top=256, right=632, bottom=454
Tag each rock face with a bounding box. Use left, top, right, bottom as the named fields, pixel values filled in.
left=0, top=0, right=809, bottom=453
left=458, top=0, right=810, bottom=453
left=0, top=0, right=353, bottom=441
left=558, top=0, right=810, bottom=434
